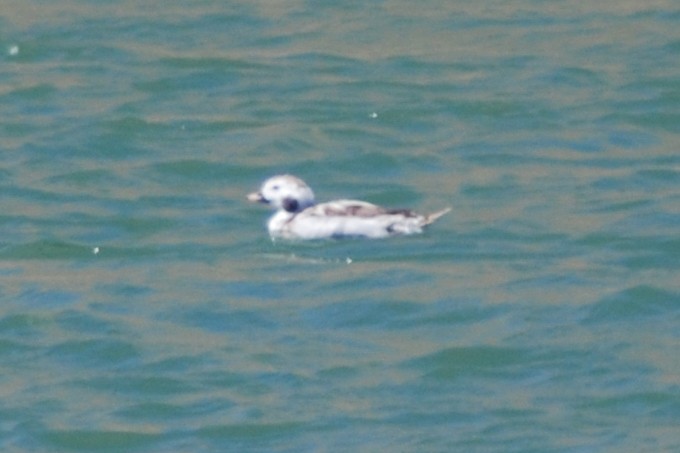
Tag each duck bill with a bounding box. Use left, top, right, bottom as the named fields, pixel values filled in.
left=247, top=191, right=268, bottom=204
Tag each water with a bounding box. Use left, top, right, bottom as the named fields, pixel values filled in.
left=1, top=1, right=679, bottom=451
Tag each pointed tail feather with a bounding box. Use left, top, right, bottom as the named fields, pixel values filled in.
left=422, top=207, right=451, bottom=226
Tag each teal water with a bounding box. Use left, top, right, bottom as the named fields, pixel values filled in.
left=1, top=1, right=679, bottom=451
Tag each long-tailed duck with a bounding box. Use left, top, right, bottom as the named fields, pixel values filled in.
left=247, top=175, right=450, bottom=239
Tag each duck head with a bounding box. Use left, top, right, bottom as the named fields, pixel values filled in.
left=247, top=175, right=315, bottom=213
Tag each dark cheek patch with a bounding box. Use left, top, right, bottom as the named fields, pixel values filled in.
left=282, top=198, right=299, bottom=212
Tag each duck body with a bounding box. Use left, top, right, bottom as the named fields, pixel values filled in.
left=248, top=175, right=450, bottom=240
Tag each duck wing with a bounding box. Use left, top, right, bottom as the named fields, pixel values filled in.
left=306, top=200, right=391, bottom=217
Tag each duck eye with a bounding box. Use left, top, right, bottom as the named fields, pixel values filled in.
left=271, top=185, right=279, bottom=191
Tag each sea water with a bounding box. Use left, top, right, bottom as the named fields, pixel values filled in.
left=1, top=1, right=678, bottom=451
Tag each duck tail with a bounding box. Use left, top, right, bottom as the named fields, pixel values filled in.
left=422, top=207, right=451, bottom=226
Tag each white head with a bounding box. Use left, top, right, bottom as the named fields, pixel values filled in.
left=247, top=175, right=315, bottom=213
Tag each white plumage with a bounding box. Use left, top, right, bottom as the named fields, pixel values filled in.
left=247, top=175, right=450, bottom=240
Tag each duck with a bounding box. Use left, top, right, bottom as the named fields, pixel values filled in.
left=247, top=174, right=450, bottom=239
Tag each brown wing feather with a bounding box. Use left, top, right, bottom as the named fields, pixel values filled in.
left=314, top=202, right=388, bottom=217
